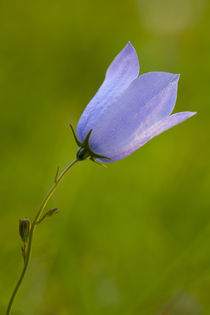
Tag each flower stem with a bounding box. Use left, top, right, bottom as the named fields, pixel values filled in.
left=6, top=159, right=79, bottom=315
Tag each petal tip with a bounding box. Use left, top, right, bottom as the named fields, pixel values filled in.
left=126, top=41, right=134, bottom=49
left=187, top=111, right=197, bottom=117
left=105, top=41, right=139, bottom=80
left=173, top=111, right=197, bottom=121
left=171, top=73, right=180, bottom=83
left=124, top=41, right=137, bottom=57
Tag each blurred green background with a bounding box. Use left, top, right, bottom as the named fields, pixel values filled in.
left=0, top=0, right=209, bottom=314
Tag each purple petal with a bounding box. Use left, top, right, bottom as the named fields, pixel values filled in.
left=77, top=42, right=139, bottom=141
left=98, top=112, right=196, bottom=162
left=88, top=72, right=180, bottom=156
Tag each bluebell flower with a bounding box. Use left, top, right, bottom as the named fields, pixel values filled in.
left=74, top=42, right=196, bottom=163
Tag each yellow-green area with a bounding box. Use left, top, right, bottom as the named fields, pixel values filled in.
left=0, top=0, right=209, bottom=314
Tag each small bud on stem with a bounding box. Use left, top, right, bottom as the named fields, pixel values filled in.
left=19, top=218, right=31, bottom=262
left=36, top=208, right=59, bottom=225
left=19, top=218, right=31, bottom=244
left=54, top=166, right=60, bottom=183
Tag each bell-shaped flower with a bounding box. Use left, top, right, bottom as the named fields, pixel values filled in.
left=75, top=42, right=196, bottom=163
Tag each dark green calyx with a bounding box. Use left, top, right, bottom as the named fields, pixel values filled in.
left=70, top=124, right=111, bottom=165
left=76, top=146, right=90, bottom=161
left=19, top=218, right=31, bottom=243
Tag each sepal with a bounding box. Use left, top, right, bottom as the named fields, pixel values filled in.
left=70, top=124, right=111, bottom=162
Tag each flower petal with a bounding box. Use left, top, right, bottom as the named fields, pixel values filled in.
left=99, top=111, right=196, bottom=162
left=77, top=42, right=139, bottom=141
left=88, top=72, right=180, bottom=156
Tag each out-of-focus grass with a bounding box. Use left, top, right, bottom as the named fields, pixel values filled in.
left=0, top=0, right=209, bottom=314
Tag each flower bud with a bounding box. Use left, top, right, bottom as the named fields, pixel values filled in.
left=19, top=218, right=31, bottom=243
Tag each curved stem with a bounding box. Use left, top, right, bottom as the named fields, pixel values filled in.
left=6, top=159, right=79, bottom=315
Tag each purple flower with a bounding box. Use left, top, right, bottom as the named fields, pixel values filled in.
left=75, top=42, right=196, bottom=163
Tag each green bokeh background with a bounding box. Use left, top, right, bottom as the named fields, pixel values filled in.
left=0, top=0, right=209, bottom=314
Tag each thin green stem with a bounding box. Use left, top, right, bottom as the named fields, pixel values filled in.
left=6, top=159, right=79, bottom=315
